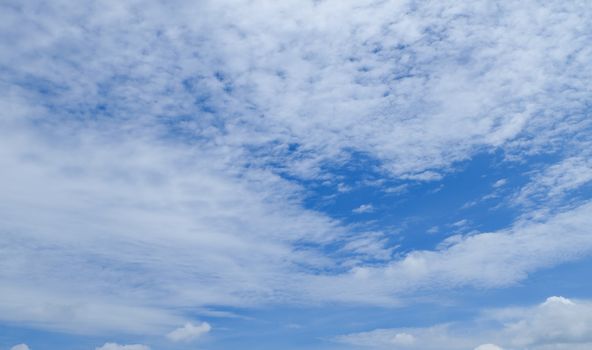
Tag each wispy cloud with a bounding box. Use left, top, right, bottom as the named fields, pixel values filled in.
left=492, top=179, right=507, bottom=188
left=353, top=204, right=374, bottom=214
left=305, top=201, right=592, bottom=303
left=166, top=322, right=211, bottom=342
left=514, top=157, right=592, bottom=208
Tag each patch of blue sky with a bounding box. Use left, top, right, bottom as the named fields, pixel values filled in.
left=298, top=149, right=560, bottom=254
left=0, top=326, right=103, bottom=350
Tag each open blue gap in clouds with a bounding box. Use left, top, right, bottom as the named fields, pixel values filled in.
left=1, top=0, right=592, bottom=350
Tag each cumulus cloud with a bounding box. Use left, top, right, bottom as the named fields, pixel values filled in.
left=493, top=296, right=592, bottom=348
left=337, top=297, right=592, bottom=350
left=96, top=343, right=150, bottom=350
left=166, top=322, right=211, bottom=342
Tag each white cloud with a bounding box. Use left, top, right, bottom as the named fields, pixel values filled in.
left=1, top=0, right=592, bottom=338
left=96, top=343, right=150, bottom=350
left=3, top=0, right=590, bottom=181
left=474, top=345, right=503, bottom=350
left=337, top=297, right=592, bottom=350
left=0, top=124, right=342, bottom=334
left=426, top=226, right=439, bottom=234
left=335, top=324, right=474, bottom=350
left=492, top=179, right=507, bottom=188
left=353, top=204, right=374, bottom=214
left=2, top=118, right=592, bottom=333
left=384, top=184, right=408, bottom=194
left=307, top=201, right=592, bottom=303
left=492, top=296, right=592, bottom=348
left=0, top=285, right=185, bottom=335
left=337, top=183, right=352, bottom=193
left=10, top=344, right=30, bottom=350
left=2, top=118, right=592, bottom=332
left=341, top=232, right=396, bottom=264
left=166, top=322, right=211, bottom=342
left=451, top=219, right=469, bottom=228
left=514, top=157, right=592, bottom=207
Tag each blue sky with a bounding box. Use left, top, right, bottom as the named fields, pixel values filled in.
left=1, top=1, right=592, bottom=350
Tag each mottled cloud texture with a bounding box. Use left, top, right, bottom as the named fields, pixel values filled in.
left=1, top=1, right=591, bottom=349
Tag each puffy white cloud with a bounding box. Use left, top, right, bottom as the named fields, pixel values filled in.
left=337, top=297, right=592, bottom=349
left=494, top=296, right=592, bottom=348
left=96, top=343, right=150, bottom=350
left=166, top=322, right=211, bottom=342
left=10, top=344, right=30, bottom=350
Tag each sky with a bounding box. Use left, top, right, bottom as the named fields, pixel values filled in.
left=1, top=0, right=592, bottom=349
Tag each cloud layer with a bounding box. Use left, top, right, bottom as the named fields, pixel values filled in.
left=2, top=0, right=591, bottom=178
left=1, top=0, right=591, bottom=342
